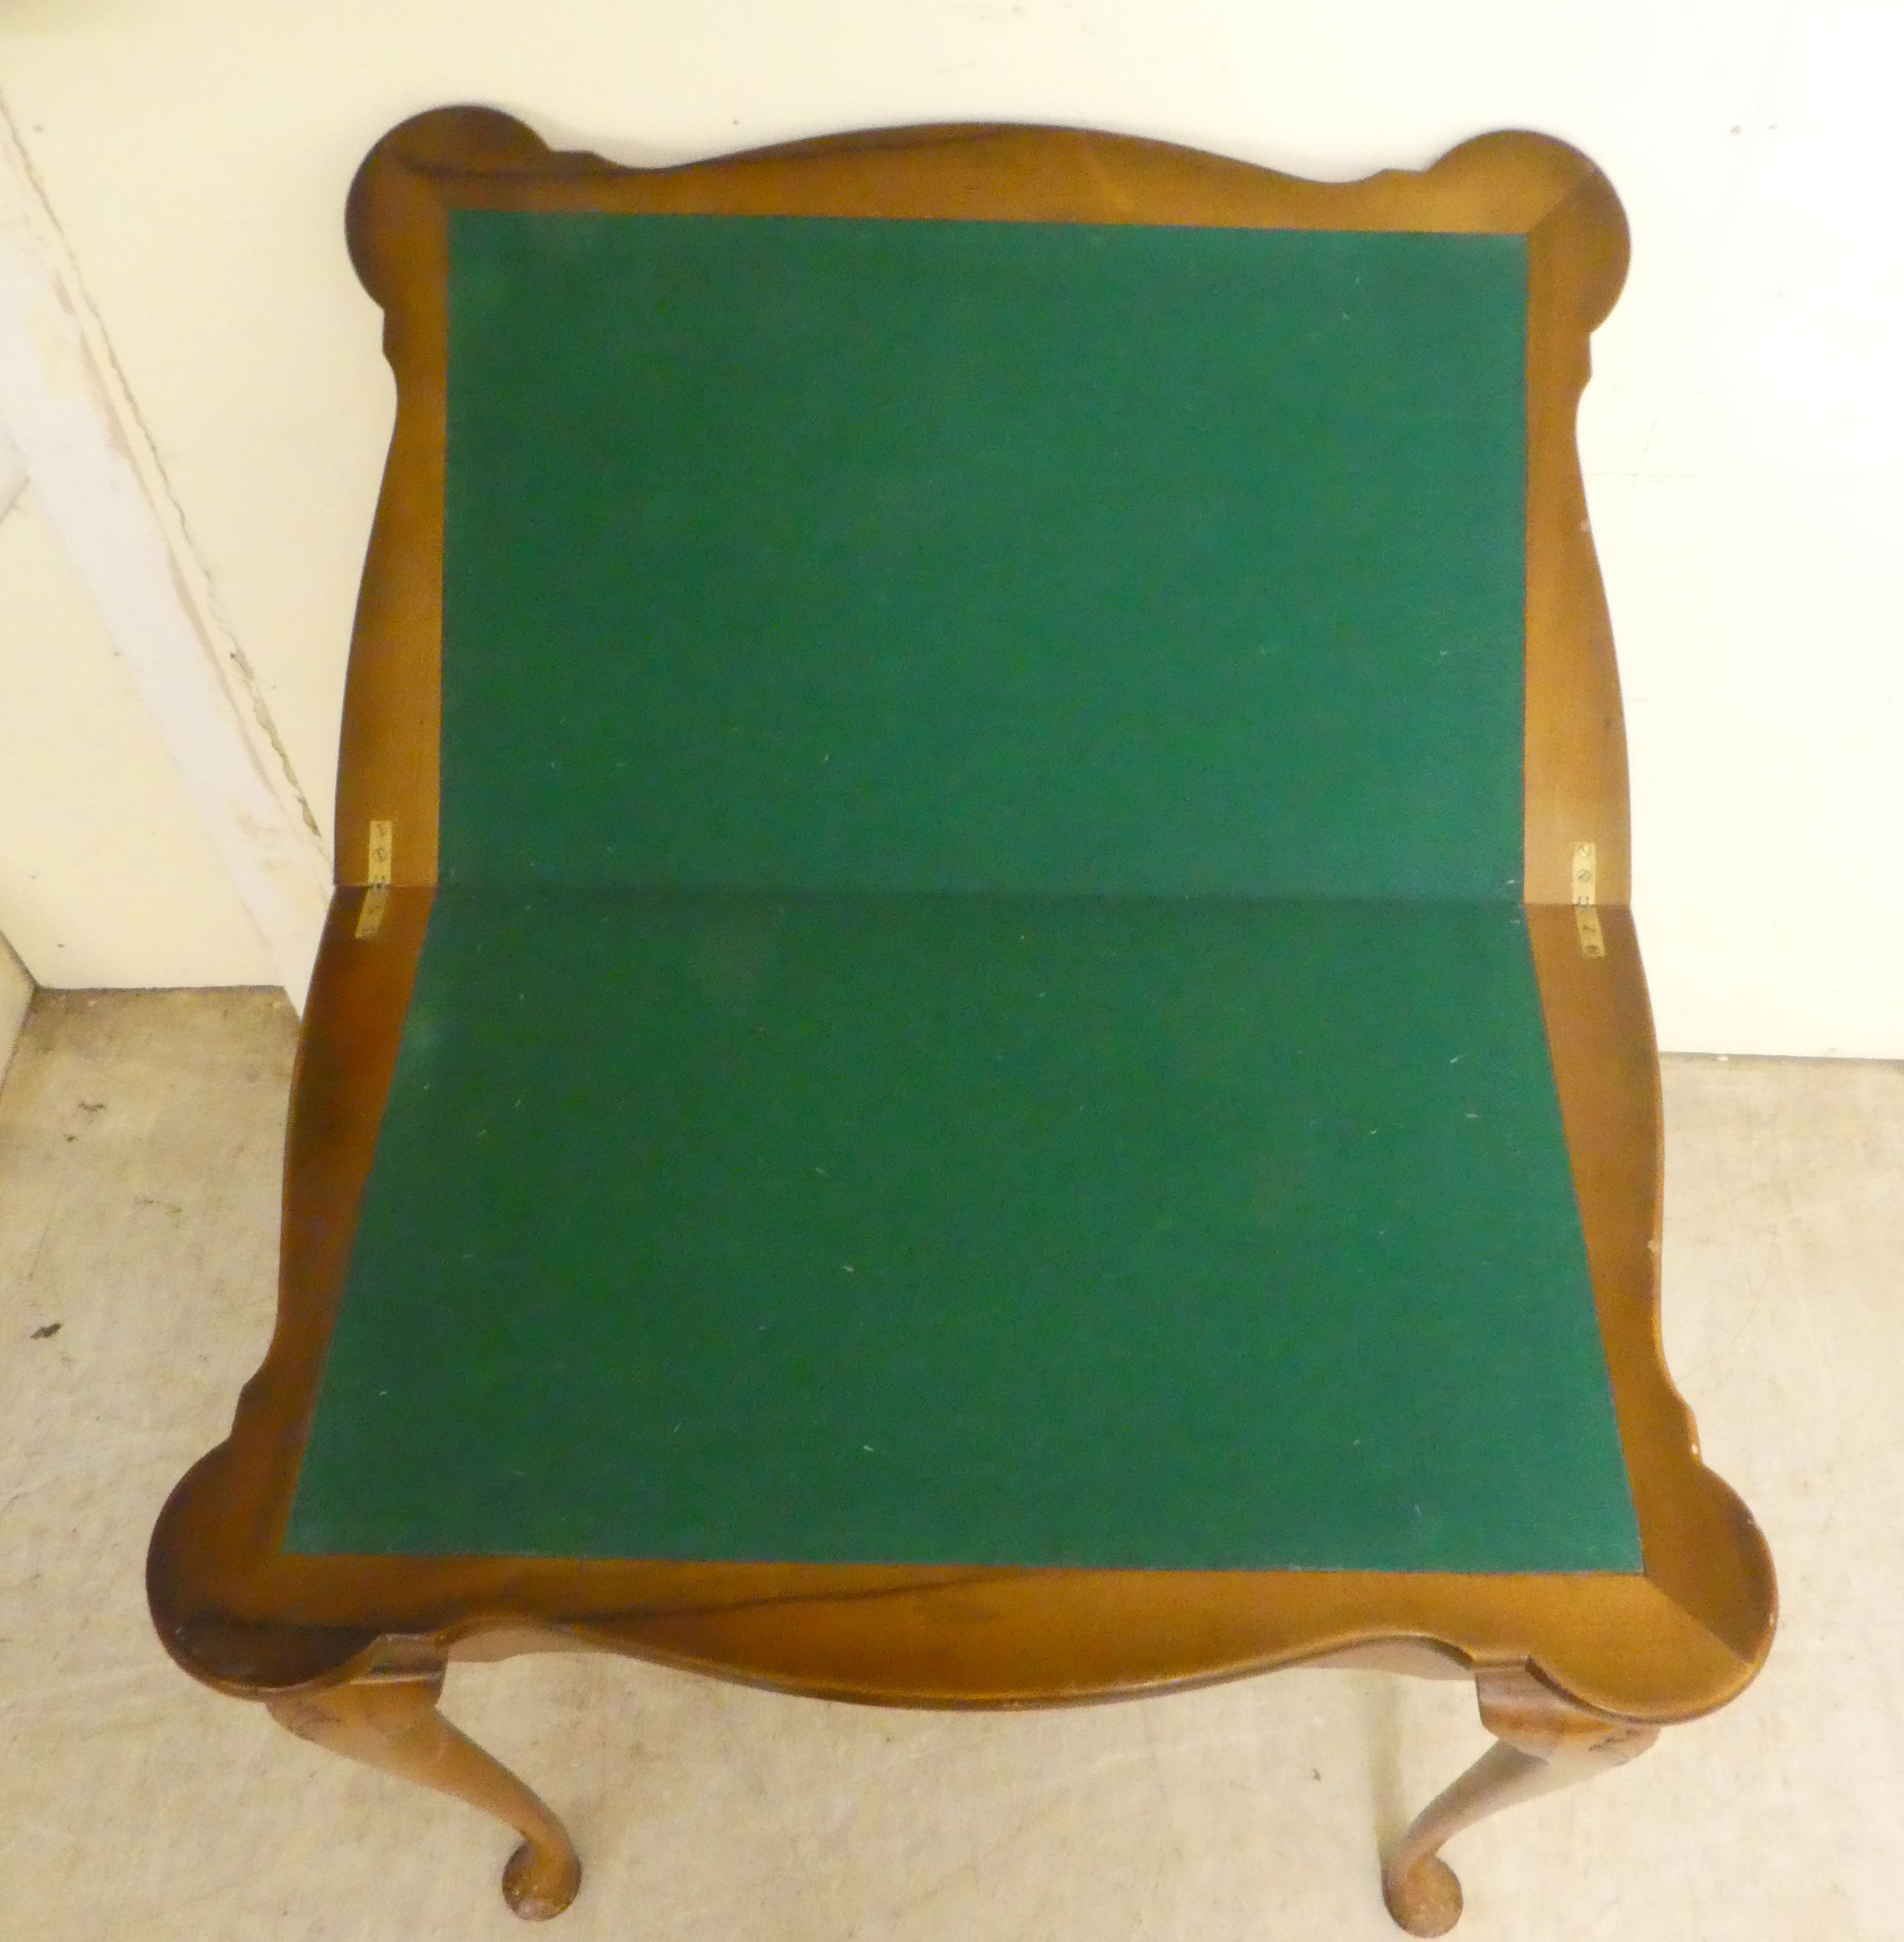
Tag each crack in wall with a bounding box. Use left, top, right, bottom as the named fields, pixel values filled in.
left=0, top=89, right=325, bottom=853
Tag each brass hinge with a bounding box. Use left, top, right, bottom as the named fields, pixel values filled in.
left=1571, top=841, right=1604, bottom=958
left=355, top=820, right=393, bottom=939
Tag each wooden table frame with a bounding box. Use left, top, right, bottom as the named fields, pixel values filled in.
left=147, top=110, right=1775, bottom=1934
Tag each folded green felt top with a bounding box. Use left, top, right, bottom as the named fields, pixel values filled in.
left=289, top=210, right=1638, bottom=1570
left=290, top=891, right=1638, bottom=1571
left=440, top=213, right=1528, bottom=902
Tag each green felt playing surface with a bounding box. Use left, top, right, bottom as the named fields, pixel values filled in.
left=440, top=214, right=1528, bottom=902
left=289, top=890, right=1638, bottom=1569
left=288, top=209, right=1641, bottom=1570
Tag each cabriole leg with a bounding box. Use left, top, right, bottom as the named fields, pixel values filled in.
left=267, top=1648, right=582, bottom=1920
left=1381, top=1666, right=1657, bottom=1935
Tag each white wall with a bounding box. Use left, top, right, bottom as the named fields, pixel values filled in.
left=0, top=490, right=276, bottom=985
left=0, top=0, right=1896, bottom=1053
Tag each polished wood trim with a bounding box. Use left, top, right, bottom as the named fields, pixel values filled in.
left=152, top=112, right=1774, bottom=1749
left=1383, top=1666, right=1659, bottom=1934
left=1521, top=165, right=1632, bottom=908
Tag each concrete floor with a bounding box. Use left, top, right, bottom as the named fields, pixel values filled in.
left=1, top=990, right=1898, bottom=1940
